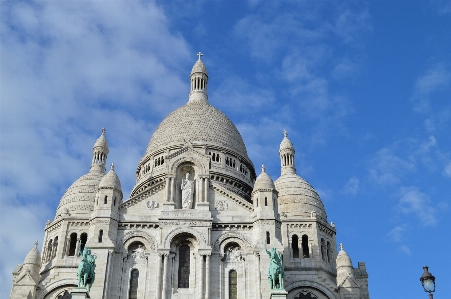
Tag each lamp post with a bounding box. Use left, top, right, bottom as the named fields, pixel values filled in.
left=420, top=266, right=435, bottom=299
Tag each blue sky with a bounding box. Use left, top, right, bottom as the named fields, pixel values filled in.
left=1, top=1, right=450, bottom=298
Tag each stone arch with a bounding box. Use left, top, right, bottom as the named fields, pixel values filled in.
left=212, top=232, right=252, bottom=254
left=163, top=227, right=207, bottom=248
left=285, top=281, right=337, bottom=299
left=41, top=279, right=77, bottom=299
left=121, top=230, right=157, bottom=253
left=169, top=155, right=208, bottom=174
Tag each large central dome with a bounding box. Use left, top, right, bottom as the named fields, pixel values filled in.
left=145, top=101, right=250, bottom=161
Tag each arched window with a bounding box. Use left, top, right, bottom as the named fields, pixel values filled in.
left=321, top=239, right=326, bottom=261
left=302, top=235, right=309, bottom=258
left=129, top=269, right=139, bottom=299
left=292, top=235, right=299, bottom=258
left=327, top=241, right=332, bottom=263
left=52, top=236, right=58, bottom=259
left=46, top=239, right=53, bottom=261
left=98, top=230, right=103, bottom=243
left=265, top=197, right=268, bottom=206
left=178, top=245, right=190, bottom=288
left=104, top=195, right=108, bottom=204
left=266, top=232, right=270, bottom=244
left=229, top=270, right=237, bottom=299
left=68, top=233, right=77, bottom=256
left=80, top=233, right=88, bottom=253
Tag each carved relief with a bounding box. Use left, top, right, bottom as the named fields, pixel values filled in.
left=215, top=200, right=228, bottom=210
left=146, top=200, right=158, bottom=209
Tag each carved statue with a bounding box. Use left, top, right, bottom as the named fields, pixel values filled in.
left=265, top=245, right=284, bottom=289
left=132, top=245, right=146, bottom=260
left=77, top=240, right=96, bottom=292
left=181, top=172, right=194, bottom=209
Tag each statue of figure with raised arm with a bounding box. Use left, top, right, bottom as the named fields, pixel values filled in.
left=181, top=172, right=194, bottom=209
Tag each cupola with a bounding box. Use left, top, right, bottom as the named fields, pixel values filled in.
left=253, top=165, right=275, bottom=191
left=189, top=52, right=209, bottom=104
left=22, top=241, right=41, bottom=281
left=336, top=243, right=355, bottom=282
left=99, top=163, right=122, bottom=191
left=279, top=130, right=296, bottom=175
left=91, top=128, right=109, bottom=172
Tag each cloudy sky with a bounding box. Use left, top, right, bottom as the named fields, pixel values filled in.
left=1, top=0, right=450, bottom=298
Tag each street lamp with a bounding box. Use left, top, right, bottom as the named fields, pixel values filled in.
left=420, top=266, right=435, bottom=299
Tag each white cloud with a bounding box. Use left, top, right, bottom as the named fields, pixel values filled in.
left=399, top=245, right=412, bottom=255
left=0, top=1, right=191, bottom=298
left=368, top=148, right=415, bottom=186
left=343, top=177, right=359, bottom=195
left=444, top=162, right=451, bottom=177
left=398, top=187, right=437, bottom=226
left=411, top=63, right=451, bottom=114
left=388, top=224, right=408, bottom=242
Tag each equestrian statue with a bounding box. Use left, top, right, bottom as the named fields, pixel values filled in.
left=265, top=245, right=284, bottom=289
left=77, top=240, right=96, bottom=292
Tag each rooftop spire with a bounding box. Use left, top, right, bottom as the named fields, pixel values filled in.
left=189, top=53, right=209, bottom=104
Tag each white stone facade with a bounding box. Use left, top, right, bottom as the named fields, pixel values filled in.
left=10, top=57, right=369, bottom=299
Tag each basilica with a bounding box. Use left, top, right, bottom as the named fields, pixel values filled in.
left=10, top=57, right=370, bottom=299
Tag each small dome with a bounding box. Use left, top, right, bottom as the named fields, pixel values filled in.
left=56, top=168, right=104, bottom=218
left=94, top=128, right=109, bottom=150
left=336, top=243, right=353, bottom=267
left=280, top=130, right=294, bottom=151
left=24, top=241, right=41, bottom=267
left=275, top=173, right=327, bottom=221
left=99, top=163, right=121, bottom=190
left=254, top=165, right=275, bottom=190
left=191, top=58, right=208, bottom=76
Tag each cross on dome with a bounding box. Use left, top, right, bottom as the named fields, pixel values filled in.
left=34, top=241, right=38, bottom=249
left=283, top=129, right=288, bottom=137
left=111, top=163, right=114, bottom=171
left=262, top=165, right=266, bottom=173
left=197, top=52, right=203, bottom=60
left=340, top=243, right=344, bottom=251
left=102, top=128, right=106, bottom=135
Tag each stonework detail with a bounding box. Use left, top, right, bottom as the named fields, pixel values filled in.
left=10, top=57, right=369, bottom=299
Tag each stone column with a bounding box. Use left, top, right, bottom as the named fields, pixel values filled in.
left=205, top=255, right=210, bottom=299
left=170, top=176, right=175, bottom=204
left=165, top=177, right=171, bottom=203
left=255, top=252, right=261, bottom=299
left=155, top=253, right=163, bottom=299
left=199, top=254, right=204, bottom=299
left=162, top=253, right=169, bottom=299
left=75, top=238, right=81, bottom=256
left=204, top=177, right=208, bottom=202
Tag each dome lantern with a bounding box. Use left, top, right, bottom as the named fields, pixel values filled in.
left=279, top=130, right=296, bottom=176
left=91, top=128, right=109, bottom=172
left=189, top=52, right=209, bottom=104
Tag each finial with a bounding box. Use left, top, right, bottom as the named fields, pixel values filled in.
left=197, top=52, right=203, bottom=60
left=340, top=243, right=344, bottom=251
left=283, top=129, right=287, bottom=137
left=111, top=163, right=114, bottom=171
left=262, top=165, right=266, bottom=173
left=34, top=241, right=38, bottom=249
left=101, top=128, right=106, bottom=135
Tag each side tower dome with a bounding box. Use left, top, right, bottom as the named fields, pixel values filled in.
left=55, top=129, right=109, bottom=218
left=274, top=130, right=327, bottom=222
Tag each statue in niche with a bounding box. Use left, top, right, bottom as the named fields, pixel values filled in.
left=132, top=245, right=145, bottom=260
left=181, top=172, right=194, bottom=209
left=225, top=246, right=242, bottom=262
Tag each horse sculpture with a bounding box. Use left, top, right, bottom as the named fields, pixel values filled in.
left=265, top=246, right=284, bottom=289
left=77, top=240, right=96, bottom=292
